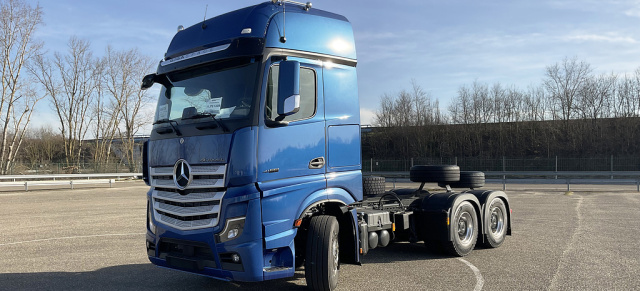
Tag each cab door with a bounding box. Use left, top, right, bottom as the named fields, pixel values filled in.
left=257, top=58, right=326, bottom=244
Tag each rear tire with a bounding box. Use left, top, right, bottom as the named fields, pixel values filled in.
left=439, top=171, right=485, bottom=189
left=482, top=198, right=507, bottom=248
left=305, top=215, right=340, bottom=291
left=443, top=201, right=478, bottom=256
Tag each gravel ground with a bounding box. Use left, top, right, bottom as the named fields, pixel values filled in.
left=1, top=181, right=639, bottom=290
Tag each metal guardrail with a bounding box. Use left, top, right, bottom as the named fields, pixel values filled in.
left=368, top=171, right=640, bottom=192
left=0, top=173, right=142, bottom=191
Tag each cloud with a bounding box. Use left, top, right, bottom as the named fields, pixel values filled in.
left=625, top=8, right=640, bottom=17
left=564, top=33, right=637, bottom=43
left=360, top=108, right=376, bottom=126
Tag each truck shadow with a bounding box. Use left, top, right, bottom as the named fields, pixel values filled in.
left=0, top=243, right=456, bottom=290
left=357, top=241, right=450, bottom=264
left=0, top=263, right=309, bottom=291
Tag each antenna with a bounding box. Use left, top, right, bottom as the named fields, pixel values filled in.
left=272, top=0, right=313, bottom=43
left=280, top=1, right=286, bottom=43
left=202, top=4, right=208, bottom=29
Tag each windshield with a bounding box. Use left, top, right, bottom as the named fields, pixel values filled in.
left=153, top=58, right=259, bottom=129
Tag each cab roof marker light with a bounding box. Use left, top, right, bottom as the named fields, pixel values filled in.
left=241, top=28, right=252, bottom=34
left=160, top=43, right=231, bottom=66
left=272, top=0, right=312, bottom=11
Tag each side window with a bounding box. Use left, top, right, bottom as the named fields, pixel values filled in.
left=266, top=65, right=316, bottom=122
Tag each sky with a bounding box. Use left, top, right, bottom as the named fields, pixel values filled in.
left=25, top=0, right=640, bottom=130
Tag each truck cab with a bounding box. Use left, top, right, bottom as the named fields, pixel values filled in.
left=142, top=1, right=511, bottom=290
left=143, top=0, right=361, bottom=284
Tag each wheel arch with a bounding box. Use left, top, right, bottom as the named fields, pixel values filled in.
left=294, top=189, right=359, bottom=265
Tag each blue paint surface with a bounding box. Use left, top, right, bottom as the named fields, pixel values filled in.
left=327, top=125, right=361, bottom=170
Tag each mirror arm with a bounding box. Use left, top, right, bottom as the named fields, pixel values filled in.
left=265, top=118, right=289, bottom=128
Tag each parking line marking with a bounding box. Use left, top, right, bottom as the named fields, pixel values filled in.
left=549, top=195, right=584, bottom=290
left=0, top=233, right=145, bottom=246
left=458, top=258, right=484, bottom=291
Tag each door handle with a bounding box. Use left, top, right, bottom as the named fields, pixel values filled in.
left=309, top=157, right=325, bottom=169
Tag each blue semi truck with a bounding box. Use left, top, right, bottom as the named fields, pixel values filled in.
left=141, top=1, right=511, bottom=290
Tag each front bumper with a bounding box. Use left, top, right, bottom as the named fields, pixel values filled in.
left=146, top=191, right=296, bottom=282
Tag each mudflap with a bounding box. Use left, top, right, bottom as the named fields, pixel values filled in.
left=339, top=207, right=361, bottom=265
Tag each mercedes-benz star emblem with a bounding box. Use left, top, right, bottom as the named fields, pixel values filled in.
left=173, top=159, right=192, bottom=190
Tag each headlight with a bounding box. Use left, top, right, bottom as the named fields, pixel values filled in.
left=147, top=199, right=156, bottom=234
left=216, top=217, right=245, bottom=243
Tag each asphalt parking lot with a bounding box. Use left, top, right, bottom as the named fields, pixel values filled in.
left=1, top=181, right=639, bottom=290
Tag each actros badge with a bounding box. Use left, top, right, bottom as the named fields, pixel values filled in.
left=173, top=159, right=192, bottom=190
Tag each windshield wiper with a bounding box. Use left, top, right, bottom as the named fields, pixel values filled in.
left=182, top=113, right=229, bottom=132
left=153, top=119, right=182, bottom=136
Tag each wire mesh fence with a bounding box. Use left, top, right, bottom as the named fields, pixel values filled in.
left=4, top=162, right=142, bottom=175
left=363, top=156, right=640, bottom=172
left=6, top=156, right=640, bottom=175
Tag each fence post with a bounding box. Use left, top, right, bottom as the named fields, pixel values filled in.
left=502, top=177, right=506, bottom=191
left=411, top=158, right=414, bottom=168
left=610, top=155, right=614, bottom=179
left=70, top=180, right=74, bottom=190
left=24, top=181, right=28, bottom=192
left=370, top=158, right=373, bottom=173
left=566, top=179, right=571, bottom=191
left=555, top=156, right=558, bottom=179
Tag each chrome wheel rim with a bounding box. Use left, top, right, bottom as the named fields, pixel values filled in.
left=332, top=231, right=339, bottom=276
left=457, top=211, right=474, bottom=246
left=489, top=205, right=505, bottom=238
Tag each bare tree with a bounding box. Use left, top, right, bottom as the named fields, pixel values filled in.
left=543, top=57, right=593, bottom=122
left=0, top=0, right=44, bottom=174
left=613, top=68, right=640, bottom=118
left=22, top=125, right=64, bottom=167
left=577, top=73, right=617, bottom=120
left=103, top=47, right=154, bottom=171
left=524, top=85, right=548, bottom=122
left=374, top=93, right=394, bottom=127
left=491, top=82, right=506, bottom=123
left=31, top=36, right=100, bottom=166
left=503, top=86, right=525, bottom=123
left=449, top=84, right=472, bottom=124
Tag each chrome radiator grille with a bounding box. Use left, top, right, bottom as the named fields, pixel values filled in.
left=149, top=164, right=226, bottom=231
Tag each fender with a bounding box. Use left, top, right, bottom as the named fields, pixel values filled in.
left=466, top=190, right=512, bottom=237
left=416, top=192, right=481, bottom=242
left=444, top=193, right=481, bottom=242
left=295, top=187, right=355, bottom=219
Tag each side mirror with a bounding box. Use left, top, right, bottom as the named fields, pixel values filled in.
left=141, top=73, right=173, bottom=97
left=141, top=74, right=156, bottom=90
left=277, top=61, right=300, bottom=116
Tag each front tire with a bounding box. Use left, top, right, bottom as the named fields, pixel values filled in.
left=444, top=201, right=478, bottom=256
left=305, top=215, right=340, bottom=291
left=482, top=198, right=507, bottom=248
